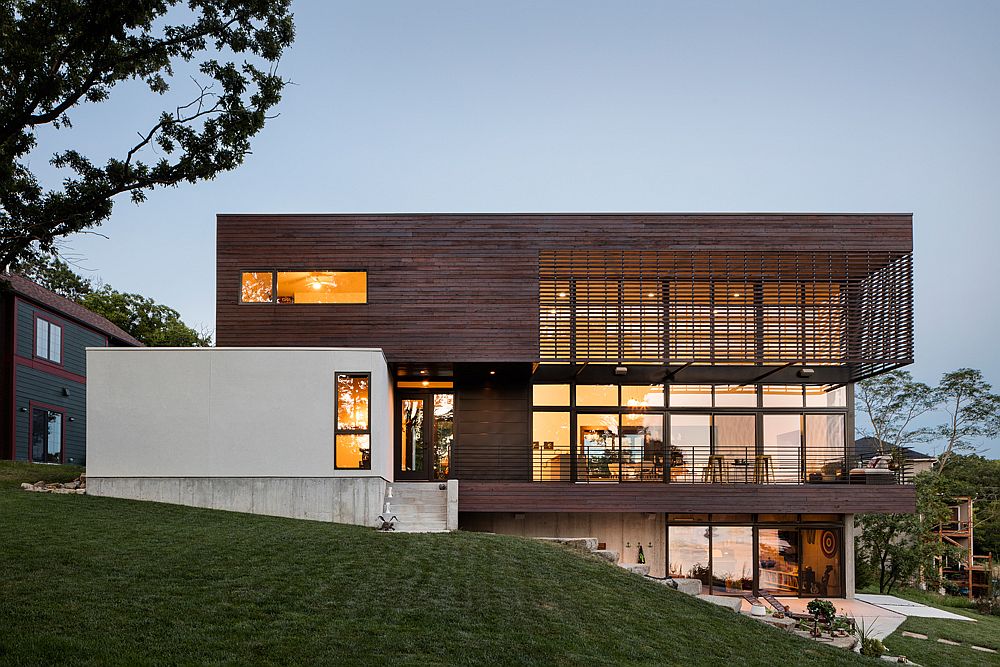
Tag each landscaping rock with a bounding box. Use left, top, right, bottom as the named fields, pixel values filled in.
left=661, top=578, right=702, bottom=596
left=619, top=563, right=650, bottom=576
left=535, top=537, right=598, bottom=552
left=592, top=549, right=619, bottom=563
left=20, top=475, right=86, bottom=494
left=700, top=595, right=743, bottom=613
left=901, top=632, right=927, bottom=640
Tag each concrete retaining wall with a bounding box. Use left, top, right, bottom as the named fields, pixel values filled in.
left=87, top=476, right=387, bottom=526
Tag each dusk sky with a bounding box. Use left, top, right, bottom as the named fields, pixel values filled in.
left=36, top=1, right=1000, bottom=456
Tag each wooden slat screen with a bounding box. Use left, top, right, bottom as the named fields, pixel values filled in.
left=539, top=250, right=913, bottom=381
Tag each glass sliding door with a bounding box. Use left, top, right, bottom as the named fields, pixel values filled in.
left=667, top=525, right=711, bottom=592
left=801, top=528, right=843, bottom=597
left=711, top=527, right=753, bottom=594
left=758, top=528, right=799, bottom=595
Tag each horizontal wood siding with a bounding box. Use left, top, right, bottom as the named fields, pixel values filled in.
left=452, top=364, right=530, bottom=480
left=458, top=481, right=917, bottom=514
left=13, top=364, right=86, bottom=464
left=216, top=214, right=913, bottom=361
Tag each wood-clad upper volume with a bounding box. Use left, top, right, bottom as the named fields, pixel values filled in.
left=216, top=213, right=913, bottom=378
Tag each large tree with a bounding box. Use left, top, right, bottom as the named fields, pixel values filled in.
left=0, top=1, right=294, bottom=268
left=933, top=369, right=1000, bottom=471
left=855, top=370, right=938, bottom=455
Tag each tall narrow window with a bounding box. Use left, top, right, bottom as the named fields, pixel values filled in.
left=35, top=318, right=62, bottom=364
left=335, top=373, right=371, bottom=469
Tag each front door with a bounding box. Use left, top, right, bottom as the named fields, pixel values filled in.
left=396, top=391, right=454, bottom=480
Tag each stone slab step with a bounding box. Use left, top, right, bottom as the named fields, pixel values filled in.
left=536, top=537, right=598, bottom=552
left=592, top=549, right=619, bottom=563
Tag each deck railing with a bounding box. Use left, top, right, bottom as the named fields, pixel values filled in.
left=532, top=446, right=912, bottom=485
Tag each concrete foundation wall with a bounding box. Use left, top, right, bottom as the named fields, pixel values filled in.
left=461, top=512, right=667, bottom=577
left=87, top=476, right=387, bottom=527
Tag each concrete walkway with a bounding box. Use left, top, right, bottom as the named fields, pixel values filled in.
left=733, top=597, right=908, bottom=641
left=855, top=594, right=974, bottom=621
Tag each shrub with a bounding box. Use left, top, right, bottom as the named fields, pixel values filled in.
left=860, top=637, right=884, bottom=658
left=973, top=597, right=1000, bottom=617
left=807, top=598, right=837, bottom=623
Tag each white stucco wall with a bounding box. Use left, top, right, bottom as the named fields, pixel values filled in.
left=86, top=347, right=392, bottom=480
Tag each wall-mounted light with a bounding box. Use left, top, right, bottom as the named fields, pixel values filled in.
left=68, top=417, right=76, bottom=422
left=419, top=370, right=428, bottom=375
left=614, top=366, right=628, bottom=376
left=797, top=367, right=815, bottom=378
left=19, top=407, right=27, bottom=412
left=62, top=388, right=70, bottom=397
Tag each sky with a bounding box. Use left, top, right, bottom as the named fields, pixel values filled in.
left=32, top=1, right=1000, bottom=456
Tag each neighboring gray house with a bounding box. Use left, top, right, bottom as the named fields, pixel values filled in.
left=0, top=274, right=142, bottom=465
left=854, top=437, right=938, bottom=477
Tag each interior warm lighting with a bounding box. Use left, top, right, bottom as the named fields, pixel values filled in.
left=647, top=292, right=656, bottom=298
left=421, top=380, right=430, bottom=387
left=558, top=292, right=567, bottom=298
left=732, top=292, right=741, bottom=298
left=420, top=370, right=428, bottom=375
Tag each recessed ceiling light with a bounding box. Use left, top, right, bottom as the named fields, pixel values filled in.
left=489, top=370, right=496, bottom=375
left=420, top=370, right=428, bottom=375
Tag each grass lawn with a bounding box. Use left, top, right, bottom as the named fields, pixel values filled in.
left=0, top=462, right=867, bottom=666
left=876, top=588, right=1000, bottom=667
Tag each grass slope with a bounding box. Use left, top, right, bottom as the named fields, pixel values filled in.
left=878, top=588, right=1000, bottom=667
left=0, top=463, right=864, bottom=666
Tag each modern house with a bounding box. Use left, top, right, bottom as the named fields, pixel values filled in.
left=1, top=273, right=141, bottom=465
left=87, top=213, right=917, bottom=599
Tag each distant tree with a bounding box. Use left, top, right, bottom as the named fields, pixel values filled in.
left=855, top=370, right=938, bottom=455
left=855, top=473, right=953, bottom=593
left=0, top=1, right=295, bottom=268
left=938, top=454, right=1000, bottom=558
left=10, top=252, right=92, bottom=301
left=8, top=251, right=210, bottom=346
left=933, top=369, right=1000, bottom=471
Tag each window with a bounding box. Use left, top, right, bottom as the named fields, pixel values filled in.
left=35, top=318, right=62, bottom=364
left=532, top=412, right=570, bottom=480
left=241, top=271, right=367, bottom=304
left=533, top=384, right=570, bottom=406
left=576, top=385, right=617, bottom=407
left=670, top=385, right=712, bottom=407
left=335, top=373, right=371, bottom=469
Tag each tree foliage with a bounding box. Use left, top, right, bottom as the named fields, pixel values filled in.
left=0, top=1, right=294, bottom=267
left=9, top=252, right=210, bottom=347
left=933, top=369, right=1000, bottom=471
left=855, top=370, right=937, bottom=455
left=855, top=473, right=954, bottom=593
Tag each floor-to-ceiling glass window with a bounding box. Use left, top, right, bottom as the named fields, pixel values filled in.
left=711, top=526, right=754, bottom=593
left=578, top=413, right=620, bottom=481
left=668, top=515, right=844, bottom=597
left=763, top=414, right=803, bottom=483
left=669, top=414, right=710, bottom=483
left=758, top=528, right=800, bottom=595
left=800, top=527, right=843, bottom=597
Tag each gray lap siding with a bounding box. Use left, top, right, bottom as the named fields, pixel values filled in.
left=13, top=365, right=87, bottom=464
left=16, top=300, right=104, bottom=375
left=12, top=299, right=105, bottom=465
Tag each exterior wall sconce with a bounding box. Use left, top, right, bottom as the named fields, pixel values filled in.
left=614, top=366, right=628, bottom=376
left=62, top=388, right=71, bottom=397
left=19, top=407, right=27, bottom=412
left=68, top=417, right=76, bottom=422
left=797, top=367, right=815, bottom=378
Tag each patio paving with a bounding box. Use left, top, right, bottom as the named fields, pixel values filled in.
left=734, top=596, right=908, bottom=640
left=855, top=594, right=975, bottom=621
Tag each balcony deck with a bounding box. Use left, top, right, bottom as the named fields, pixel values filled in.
left=458, top=481, right=916, bottom=514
